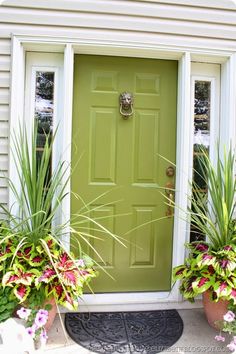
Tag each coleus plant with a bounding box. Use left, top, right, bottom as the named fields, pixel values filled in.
left=1, top=232, right=97, bottom=310
left=173, top=242, right=236, bottom=303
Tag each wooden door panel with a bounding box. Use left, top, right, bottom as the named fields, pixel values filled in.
left=90, top=108, right=117, bottom=185
left=130, top=206, right=156, bottom=267
left=133, top=110, right=159, bottom=185
left=89, top=205, right=115, bottom=268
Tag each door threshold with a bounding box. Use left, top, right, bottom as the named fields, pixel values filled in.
left=60, top=292, right=203, bottom=313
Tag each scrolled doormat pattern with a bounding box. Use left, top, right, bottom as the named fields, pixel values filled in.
left=65, top=310, right=183, bottom=354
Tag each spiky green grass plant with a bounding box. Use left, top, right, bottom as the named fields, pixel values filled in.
left=189, top=145, right=236, bottom=250
left=0, top=124, right=123, bottom=311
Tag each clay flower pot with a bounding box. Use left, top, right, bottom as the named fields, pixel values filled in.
left=202, top=291, right=229, bottom=329
left=44, top=297, right=57, bottom=332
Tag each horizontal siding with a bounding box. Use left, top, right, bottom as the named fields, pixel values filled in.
left=3, top=0, right=236, bottom=11
left=1, top=2, right=236, bottom=24
left=0, top=154, right=8, bottom=171
left=1, top=24, right=236, bottom=53
left=0, top=105, right=9, bottom=121
left=0, top=39, right=11, bottom=55
left=0, top=174, right=8, bottom=188
left=0, top=3, right=236, bottom=41
left=0, top=55, right=11, bottom=71
left=0, top=121, right=9, bottom=138
left=0, top=189, right=8, bottom=205
left=0, top=72, right=10, bottom=88
left=0, top=37, right=10, bottom=206
left=0, top=138, right=8, bottom=155
left=0, top=88, right=9, bottom=104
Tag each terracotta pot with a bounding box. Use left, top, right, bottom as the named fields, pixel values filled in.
left=202, top=291, right=229, bottom=329
left=44, top=297, right=57, bottom=331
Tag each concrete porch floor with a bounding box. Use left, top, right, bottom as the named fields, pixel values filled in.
left=45, top=309, right=229, bottom=354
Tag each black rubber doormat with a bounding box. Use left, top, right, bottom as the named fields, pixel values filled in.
left=65, top=310, right=183, bottom=354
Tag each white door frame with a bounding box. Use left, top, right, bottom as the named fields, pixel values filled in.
left=9, top=34, right=236, bottom=311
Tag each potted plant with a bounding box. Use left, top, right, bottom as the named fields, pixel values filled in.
left=0, top=124, right=122, bottom=338
left=173, top=145, right=236, bottom=328
left=214, top=308, right=236, bottom=352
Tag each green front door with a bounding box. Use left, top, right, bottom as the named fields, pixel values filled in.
left=71, top=55, right=177, bottom=292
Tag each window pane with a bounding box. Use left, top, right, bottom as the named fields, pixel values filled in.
left=35, top=71, right=54, bottom=147
left=190, top=81, right=211, bottom=243
left=34, top=71, right=55, bottom=183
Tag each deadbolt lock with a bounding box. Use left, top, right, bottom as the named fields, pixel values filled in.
left=166, top=166, right=175, bottom=177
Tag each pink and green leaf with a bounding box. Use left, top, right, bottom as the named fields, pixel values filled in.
left=192, top=277, right=213, bottom=293
left=14, top=285, right=30, bottom=302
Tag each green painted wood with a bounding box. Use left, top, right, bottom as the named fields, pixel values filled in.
left=71, top=55, right=177, bottom=292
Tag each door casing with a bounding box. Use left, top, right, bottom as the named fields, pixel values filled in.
left=11, top=34, right=227, bottom=308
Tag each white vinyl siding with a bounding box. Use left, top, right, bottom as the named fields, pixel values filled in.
left=0, top=1, right=236, bottom=43
left=0, top=37, right=10, bottom=205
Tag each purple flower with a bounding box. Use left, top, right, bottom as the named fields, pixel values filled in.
left=224, top=311, right=235, bottom=322
left=34, top=312, right=48, bottom=328
left=215, top=335, right=225, bottom=342
left=17, top=307, right=31, bottom=320
left=26, top=326, right=36, bottom=339
left=77, top=259, right=85, bottom=267
left=38, top=309, right=48, bottom=317
left=227, top=341, right=236, bottom=352
left=40, top=328, right=48, bottom=345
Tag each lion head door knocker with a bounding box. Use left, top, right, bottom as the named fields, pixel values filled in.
left=119, top=92, right=134, bottom=119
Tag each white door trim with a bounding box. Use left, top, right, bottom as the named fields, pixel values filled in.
left=9, top=35, right=235, bottom=309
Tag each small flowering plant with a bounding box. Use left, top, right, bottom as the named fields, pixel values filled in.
left=215, top=310, right=236, bottom=352
left=173, top=242, right=236, bottom=303
left=17, top=306, right=49, bottom=346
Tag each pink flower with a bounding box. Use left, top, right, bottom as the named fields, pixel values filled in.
left=224, top=311, right=235, bottom=322
left=40, top=328, right=48, bottom=345
left=215, top=335, right=225, bottom=342
left=38, top=309, right=48, bottom=317
left=34, top=312, right=48, bottom=328
left=17, top=307, right=31, bottom=320
left=26, top=326, right=36, bottom=339
left=227, top=341, right=236, bottom=352
left=77, top=259, right=85, bottom=267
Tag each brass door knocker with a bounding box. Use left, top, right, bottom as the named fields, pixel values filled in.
left=119, top=92, right=134, bottom=119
